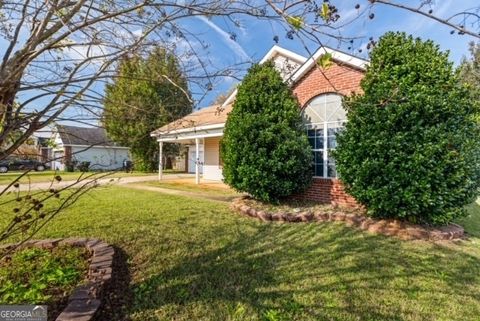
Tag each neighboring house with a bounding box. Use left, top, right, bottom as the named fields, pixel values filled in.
left=34, top=128, right=55, bottom=166
left=151, top=45, right=367, bottom=206
left=51, top=125, right=130, bottom=171
left=8, top=128, right=53, bottom=162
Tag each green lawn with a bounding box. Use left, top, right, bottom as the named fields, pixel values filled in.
left=0, top=170, right=155, bottom=185
left=458, top=198, right=480, bottom=237
left=144, top=180, right=241, bottom=197
left=1, top=186, right=480, bottom=321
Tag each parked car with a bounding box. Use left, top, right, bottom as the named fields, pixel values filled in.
left=0, top=159, right=47, bottom=173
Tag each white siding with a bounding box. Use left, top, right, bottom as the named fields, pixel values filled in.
left=203, top=137, right=223, bottom=181
left=273, top=54, right=302, bottom=79
left=72, top=146, right=130, bottom=170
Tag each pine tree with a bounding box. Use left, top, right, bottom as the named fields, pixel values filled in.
left=103, top=48, right=192, bottom=171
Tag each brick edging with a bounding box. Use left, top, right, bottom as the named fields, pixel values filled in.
left=231, top=198, right=464, bottom=241
left=1, top=238, right=114, bottom=321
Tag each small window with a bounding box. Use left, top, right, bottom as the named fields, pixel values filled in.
left=301, top=94, right=346, bottom=178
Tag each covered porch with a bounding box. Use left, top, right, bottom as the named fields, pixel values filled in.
left=157, top=134, right=223, bottom=184
left=151, top=104, right=231, bottom=184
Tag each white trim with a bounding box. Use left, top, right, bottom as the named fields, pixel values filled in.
left=151, top=123, right=225, bottom=137
left=290, top=47, right=368, bottom=84
left=195, top=138, right=200, bottom=184
left=221, top=45, right=308, bottom=107
left=259, top=45, right=308, bottom=64
left=222, top=88, right=238, bottom=107
left=304, top=94, right=346, bottom=179
left=155, top=46, right=367, bottom=139
left=156, top=128, right=224, bottom=143
left=323, top=122, right=328, bottom=177
left=158, top=141, right=163, bottom=180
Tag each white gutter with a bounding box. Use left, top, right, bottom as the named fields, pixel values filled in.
left=151, top=122, right=225, bottom=137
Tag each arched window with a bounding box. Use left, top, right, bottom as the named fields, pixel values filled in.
left=301, top=93, right=346, bottom=178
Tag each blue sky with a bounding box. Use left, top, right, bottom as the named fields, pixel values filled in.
left=4, top=0, right=480, bottom=126
left=187, top=0, right=480, bottom=108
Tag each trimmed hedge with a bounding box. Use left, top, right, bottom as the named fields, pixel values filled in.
left=334, top=32, right=480, bottom=224
left=221, top=61, right=312, bottom=202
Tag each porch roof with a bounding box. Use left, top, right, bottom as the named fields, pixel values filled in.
left=151, top=104, right=232, bottom=138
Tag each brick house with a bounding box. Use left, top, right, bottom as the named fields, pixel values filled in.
left=151, top=45, right=367, bottom=206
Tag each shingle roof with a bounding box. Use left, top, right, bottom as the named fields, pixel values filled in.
left=56, top=125, right=119, bottom=146
left=151, top=104, right=232, bottom=136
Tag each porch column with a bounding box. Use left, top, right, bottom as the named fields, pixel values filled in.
left=158, top=141, right=163, bottom=180
left=195, top=138, right=200, bottom=184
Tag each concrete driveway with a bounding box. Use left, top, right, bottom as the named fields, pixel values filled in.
left=0, top=173, right=194, bottom=192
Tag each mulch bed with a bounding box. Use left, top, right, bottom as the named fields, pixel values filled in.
left=231, top=196, right=464, bottom=241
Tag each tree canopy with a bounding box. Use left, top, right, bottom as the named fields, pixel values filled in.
left=221, top=61, right=312, bottom=202
left=334, top=32, right=480, bottom=224
left=460, top=42, right=480, bottom=100
left=103, top=48, right=192, bottom=171
left=2, top=1, right=479, bottom=161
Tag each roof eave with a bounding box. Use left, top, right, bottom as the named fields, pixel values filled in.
left=222, top=45, right=308, bottom=107
left=151, top=122, right=226, bottom=137
left=289, top=47, right=368, bottom=84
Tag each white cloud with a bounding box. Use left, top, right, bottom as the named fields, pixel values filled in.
left=195, top=16, right=251, bottom=62
left=406, top=1, right=453, bottom=32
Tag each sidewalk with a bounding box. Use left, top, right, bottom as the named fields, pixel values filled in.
left=0, top=173, right=193, bottom=192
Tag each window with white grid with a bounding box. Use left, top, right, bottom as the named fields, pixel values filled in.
left=301, top=94, right=346, bottom=178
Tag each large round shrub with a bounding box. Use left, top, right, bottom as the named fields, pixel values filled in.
left=221, top=61, right=313, bottom=202
left=334, top=32, right=480, bottom=224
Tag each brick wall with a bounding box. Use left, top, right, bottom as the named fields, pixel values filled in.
left=64, top=146, right=72, bottom=163
left=292, top=60, right=364, bottom=106
left=292, top=60, right=364, bottom=207
left=291, top=178, right=358, bottom=207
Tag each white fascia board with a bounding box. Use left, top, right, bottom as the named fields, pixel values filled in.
left=222, top=88, right=237, bottom=107
left=221, top=45, right=307, bottom=107
left=289, top=47, right=369, bottom=84
left=259, top=45, right=308, bottom=64
left=152, top=123, right=225, bottom=138
left=157, top=127, right=224, bottom=142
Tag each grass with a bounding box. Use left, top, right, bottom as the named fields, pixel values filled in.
left=0, top=246, right=88, bottom=304
left=1, top=186, right=480, bottom=321
left=145, top=179, right=241, bottom=197
left=0, top=170, right=155, bottom=185
left=457, top=198, right=480, bottom=237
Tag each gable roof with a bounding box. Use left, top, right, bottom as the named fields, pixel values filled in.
left=289, top=46, right=368, bottom=84
left=222, top=45, right=308, bottom=107
left=222, top=45, right=368, bottom=107
left=151, top=104, right=232, bottom=136
left=56, top=125, right=119, bottom=147
left=151, top=45, right=369, bottom=138
left=259, top=45, right=308, bottom=64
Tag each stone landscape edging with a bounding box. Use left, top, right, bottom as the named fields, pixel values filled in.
left=231, top=197, right=464, bottom=241
left=1, top=237, right=114, bottom=321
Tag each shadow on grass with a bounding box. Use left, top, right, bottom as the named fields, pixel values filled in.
left=129, top=222, right=480, bottom=321
left=94, top=246, right=133, bottom=321
left=458, top=199, right=480, bottom=237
